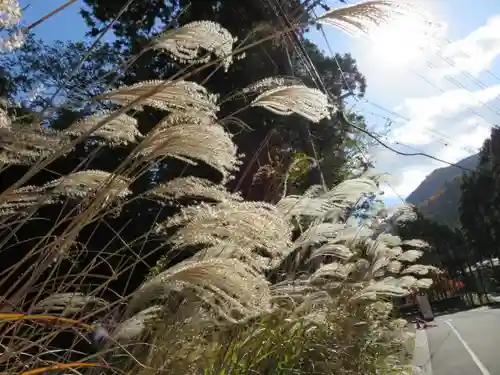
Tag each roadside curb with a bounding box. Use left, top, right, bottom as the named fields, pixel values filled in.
left=412, top=328, right=433, bottom=374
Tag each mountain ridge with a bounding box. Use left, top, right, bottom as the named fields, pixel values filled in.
left=405, top=153, right=479, bottom=226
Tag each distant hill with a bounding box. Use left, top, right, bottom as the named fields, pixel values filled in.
left=405, top=153, right=479, bottom=226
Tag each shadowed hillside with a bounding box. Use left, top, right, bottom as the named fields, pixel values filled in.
left=406, top=154, right=479, bottom=226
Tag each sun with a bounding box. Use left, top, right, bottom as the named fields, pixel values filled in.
left=368, top=13, right=442, bottom=66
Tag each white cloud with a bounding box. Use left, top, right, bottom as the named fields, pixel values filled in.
left=379, top=111, right=490, bottom=201
left=436, top=15, right=500, bottom=77
left=404, top=85, right=500, bottom=119
left=375, top=86, right=498, bottom=200
left=381, top=166, right=438, bottom=198
left=390, top=84, right=500, bottom=146
left=360, top=13, right=500, bottom=205
left=435, top=118, right=489, bottom=162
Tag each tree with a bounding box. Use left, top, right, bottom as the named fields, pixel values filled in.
left=0, top=34, right=119, bottom=109
left=459, top=127, right=500, bottom=263
left=78, top=0, right=370, bottom=199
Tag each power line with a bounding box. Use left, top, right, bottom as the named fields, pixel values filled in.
left=329, top=0, right=498, bottom=150
left=307, top=5, right=476, bottom=172
left=264, top=0, right=477, bottom=211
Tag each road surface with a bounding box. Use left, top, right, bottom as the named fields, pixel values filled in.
left=413, top=307, right=500, bottom=375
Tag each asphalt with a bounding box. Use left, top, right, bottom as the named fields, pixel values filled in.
left=413, top=306, right=500, bottom=375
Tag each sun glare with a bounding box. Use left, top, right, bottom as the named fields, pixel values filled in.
left=368, top=12, right=443, bottom=67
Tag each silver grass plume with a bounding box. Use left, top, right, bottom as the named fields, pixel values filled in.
left=136, top=113, right=240, bottom=183
left=31, top=292, right=108, bottom=316
left=402, top=239, right=428, bottom=249
left=309, top=243, right=354, bottom=262
left=151, top=21, right=237, bottom=72
left=317, top=0, right=412, bottom=36
left=0, top=185, right=54, bottom=217
left=0, top=0, right=21, bottom=28
left=377, top=233, right=402, bottom=247
left=387, top=260, right=403, bottom=274
left=0, top=25, right=24, bottom=52
left=397, top=249, right=423, bottom=263
left=272, top=173, right=436, bottom=304
left=322, top=176, right=380, bottom=210
left=277, top=176, right=379, bottom=220
left=251, top=85, right=334, bottom=123
left=240, top=76, right=304, bottom=96
left=128, top=258, right=271, bottom=322
left=112, top=306, right=164, bottom=342
left=101, top=80, right=219, bottom=115
left=0, top=126, right=70, bottom=165
left=0, top=107, right=10, bottom=128
left=354, top=277, right=416, bottom=300
left=309, top=262, right=354, bottom=284
left=401, top=264, right=439, bottom=276
left=146, top=176, right=242, bottom=203
left=387, top=203, right=418, bottom=226
left=42, top=170, right=132, bottom=201
left=0, top=171, right=131, bottom=216
left=189, top=243, right=272, bottom=273
left=64, top=111, right=143, bottom=147
left=156, top=200, right=292, bottom=258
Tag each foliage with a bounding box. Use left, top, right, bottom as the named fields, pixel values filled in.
left=0, top=34, right=121, bottom=113
left=459, top=127, right=500, bottom=264
left=0, top=1, right=430, bottom=374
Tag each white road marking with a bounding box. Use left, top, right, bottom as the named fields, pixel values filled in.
left=444, top=320, right=491, bottom=375
left=412, top=329, right=433, bottom=375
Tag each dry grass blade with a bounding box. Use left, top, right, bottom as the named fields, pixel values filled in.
left=100, top=80, right=219, bottom=115
left=317, top=0, right=413, bottom=36
left=0, top=313, right=93, bottom=331
left=64, top=111, right=143, bottom=147
left=21, top=362, right=111, bottom=375
left=146, top=176, right=242, bottom=203
left=137, top=113, right=240, bottom=183
left=251, top=85, right=333, bottom=123
left=152, top=20, right=237, bottom=71
left=128, top=258, right=271, bottom=321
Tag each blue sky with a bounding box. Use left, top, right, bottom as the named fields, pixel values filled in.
left=18, top=0, right=500, bottom=206
left=20, top=0, right=89, bottom=41
left=308, top=0, right=500, bottom=206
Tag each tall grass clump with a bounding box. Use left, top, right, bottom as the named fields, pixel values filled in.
left=0, top=1, right=437, bottom=374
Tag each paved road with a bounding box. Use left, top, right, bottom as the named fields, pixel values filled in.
left=414, top=307, right=500, bottom=375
